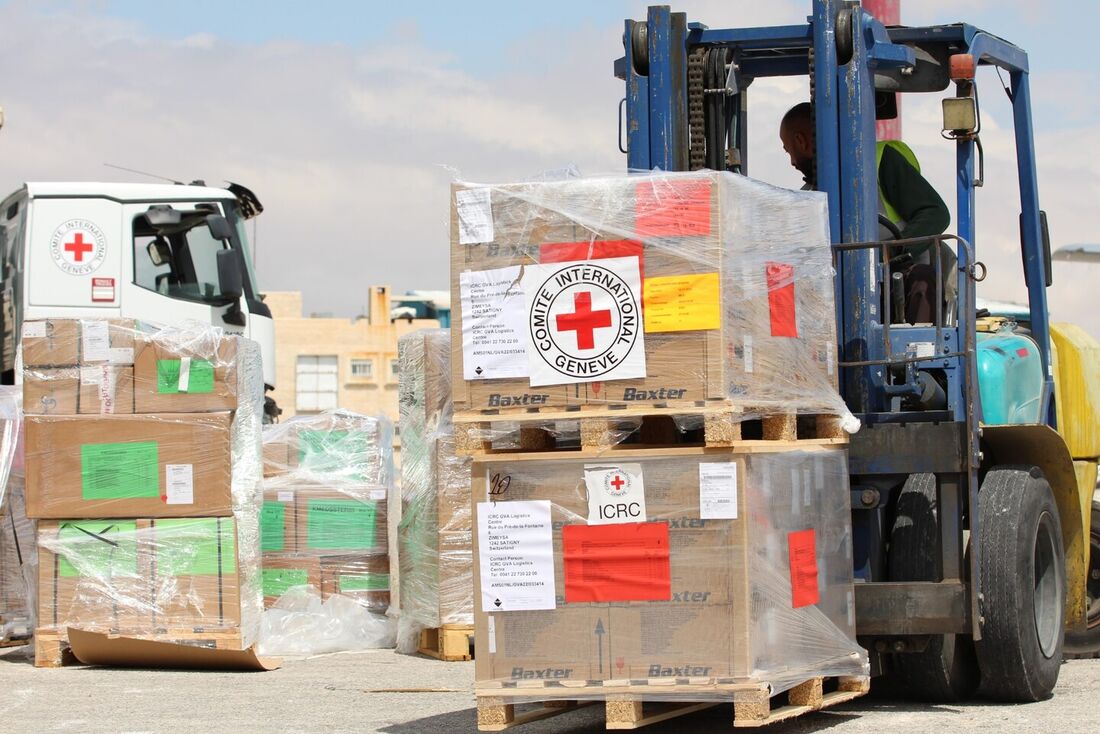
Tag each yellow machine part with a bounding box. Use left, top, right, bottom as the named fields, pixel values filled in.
left=1051, top=322, right=1100, bottom=460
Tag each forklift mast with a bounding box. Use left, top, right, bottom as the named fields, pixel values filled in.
left=615, top=1, right=1058, bottom=648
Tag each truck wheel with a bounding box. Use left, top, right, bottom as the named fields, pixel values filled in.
left=888, top=473, right=980, bottom=701
left=975, top=467, right=1065, bottom=702
left=1063, top=502, right=1100, bottom=659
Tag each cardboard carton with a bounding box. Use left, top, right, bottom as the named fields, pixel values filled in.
left=23, top=368, right=79, bottom=415
left=320, top=553, right=390, bottom=612
left=25, top=412, right=233, bottom=518
left=22, top=319, right=79, bottom=367
left=292, top=488, right=388, bottom=556
left=260, top=554, right=322, bottom=606
left=147, top=517, right=241, bottom=630
left=260, top=486, right=299, bottom=555
left=133, top=335, right=237, bottom=413
left=78, top=365, right=135, bottom=414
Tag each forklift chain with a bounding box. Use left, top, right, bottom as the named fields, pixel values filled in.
left=687, top=46, right=707, bottom=171
left=807, top=45, right=818, bottom=188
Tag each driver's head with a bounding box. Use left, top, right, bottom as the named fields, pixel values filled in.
left=780, top=102, right=815, bottom=183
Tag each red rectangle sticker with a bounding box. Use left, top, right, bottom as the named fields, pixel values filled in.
left=766, top=262, right=798, bottom=338
left=788, top=529, right=820, bottom=608
left=540, top=239, right=644, bottom=283
left=634, top=179, right=711, bottom=237
left=563, top=522, right=671, bottom=603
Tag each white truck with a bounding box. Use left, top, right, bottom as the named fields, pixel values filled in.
left=0, top=181, right=279, bottom=418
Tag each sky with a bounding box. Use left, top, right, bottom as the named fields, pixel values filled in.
left=1, top=0, right=1098, bottom=334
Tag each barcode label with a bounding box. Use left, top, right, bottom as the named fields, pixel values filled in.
left=699, top=462, right=738, bottom=520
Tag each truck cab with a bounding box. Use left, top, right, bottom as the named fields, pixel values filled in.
left=0, top=182, right=276, bottom=412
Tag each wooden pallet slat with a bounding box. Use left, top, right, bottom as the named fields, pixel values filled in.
left=454, top=404, right=847, bottom=458
left=418, top=623, right=474, bottom=662
left=474, top=674, right=869, bottom=731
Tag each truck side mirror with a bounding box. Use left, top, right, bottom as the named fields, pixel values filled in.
left=216, top=249, right=246, bottom=327
left=206, top=214, right=234, bottom=242
left=147, top=237, right=172, bottom=267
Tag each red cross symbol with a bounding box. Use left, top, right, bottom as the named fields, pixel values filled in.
left=610, top=475, right=626, bottom=491
left=64, top=232, right=94, bottom=262
left=556, top=291, right=612, bottom=350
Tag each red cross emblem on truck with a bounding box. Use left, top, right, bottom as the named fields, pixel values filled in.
left=555, top=291, right=612, bottom=350
left=64, top=233, right=94, bottom=262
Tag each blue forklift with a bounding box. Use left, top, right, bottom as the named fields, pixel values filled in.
left=616, top=1, right=1092, bottom=702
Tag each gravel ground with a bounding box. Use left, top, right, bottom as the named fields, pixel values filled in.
left=0, top=645, right=1094, bottom=733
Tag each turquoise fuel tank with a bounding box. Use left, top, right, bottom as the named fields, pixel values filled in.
left=976, top=330, right=1044, bottom=425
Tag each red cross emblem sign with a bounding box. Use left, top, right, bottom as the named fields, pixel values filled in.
left=49, top=219, right=107, bottom=276
left=524, top=256, right=647, bottom=386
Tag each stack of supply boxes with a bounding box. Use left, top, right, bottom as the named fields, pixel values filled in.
left=396, top=329, right=473, bottom=643
left=260, top=410, right=393, bottom=615
left=23, top=319, right=264, bottom=656
left=0, top=386, right=32, bottom=644
left=449, top=171, right=868, bottom=702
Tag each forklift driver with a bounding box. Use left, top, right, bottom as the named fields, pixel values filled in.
left=780, top=102, right=954, bottom=324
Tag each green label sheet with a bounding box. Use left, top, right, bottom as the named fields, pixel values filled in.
left=81, top=442, right=159, bottom=500
left=260, top=502, right=287, bottom=552
left=305, top=499, right=376, bottom=550
left=57, top=520, right=140, bottom=578
left=156, top=359, right=215, bottom=394
left=339, top=572, right=389, bottom=592
left=154, top=518, right=236, bottom=576
left=262, top=568, right=309, bottom=598
left=297, top=429, right=371, bottom=481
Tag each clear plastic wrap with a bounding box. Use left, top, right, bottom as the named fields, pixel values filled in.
left=471, top=445, right=867, bottom=701
left=396, top=329, right=474, bottom=652
left=258, top=410, right=396, bottom=654
left=1, top=479, right=35, bottom=643
left=23, top=319, right=265, bottom=648
left=450, top=171, right=856, bottom=433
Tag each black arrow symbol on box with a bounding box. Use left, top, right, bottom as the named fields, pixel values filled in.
left=595, top=618, right=606, bottom=674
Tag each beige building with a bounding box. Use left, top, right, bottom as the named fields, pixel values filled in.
left=265, top=287, right=439, bottom=425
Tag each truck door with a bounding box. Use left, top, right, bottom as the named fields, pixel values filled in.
left=120, top=202, right=246, bottom=336
left=27, top=198, right=123, bottom=312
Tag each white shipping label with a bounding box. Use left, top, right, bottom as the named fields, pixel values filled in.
left=369, top=488, right=387, bottom=501
left=108, top=347, right=134, bottom=365
left=523, top=256, right=646, bottom=387
left=456, top=188, right=494, bottom=245
left=743, top=335, right=754, bottom=373
left=165, top=464, right=194, bottom=505
left=276, top=490, right=294, bottom=503
left=22, top=321, right=46, bottom=339
left=585, top=463, right=646, bottom=525
left=80, top=366, right=102, bottom=386
left=487, top=615, right=497, bottom=654
left=698, top=462, right=738, bottom=520
left=477, top=500, right=556, bottom=612
left=80, top=320, right=110, bottom=363
left=460, top=265, right=528, bottom=380
left=177, top=356, right=192, bottom=392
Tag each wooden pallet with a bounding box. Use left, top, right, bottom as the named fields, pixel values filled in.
left=418, top=624, right=474, bottom=661
left=454, top=405, right=846, bottom=457
left=475, top=675, right=869, bottom=731
left=34, top=627, right=245, bottom=668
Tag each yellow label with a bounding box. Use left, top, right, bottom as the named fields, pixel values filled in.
left=643, top=273, right=721, bottom=333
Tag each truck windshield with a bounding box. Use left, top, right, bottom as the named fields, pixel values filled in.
left=132, top=201, right=258, bottom=305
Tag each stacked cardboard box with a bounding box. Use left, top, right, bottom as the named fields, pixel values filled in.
left=23, top=319, right=264, bottom=653
left=450, top=171, right=853, bottom=423
left=397, top=329, right=473, bottom=639
left=472, top=446, right=867, bottom=691
left=260, top=411, right=394, bottom=614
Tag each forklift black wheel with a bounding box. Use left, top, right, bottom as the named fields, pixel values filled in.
left=1064, top=502, right=1100, bottom=659
left=975, top=467, right=1065, bottom=702
left=888, top=473, right=980, bottom=702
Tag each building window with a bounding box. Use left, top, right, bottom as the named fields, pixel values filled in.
left=296, top=355, right=338, bottom=412
left=390, top=358, right=400, bottom=380
left=351, top=358, right=374, bottom=379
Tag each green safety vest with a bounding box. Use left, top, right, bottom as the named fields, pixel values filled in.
left=876, top=139, right=921, bottom=225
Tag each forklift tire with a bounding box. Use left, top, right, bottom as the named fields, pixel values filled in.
left=888, top=473, right=980, bottom=701
left=975, top=467, right=1065, bottom=702
left=1062, top=502, right=1100, bottom=659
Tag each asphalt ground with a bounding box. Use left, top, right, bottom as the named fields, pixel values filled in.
left=0, top=645, right=1094, bottom=733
